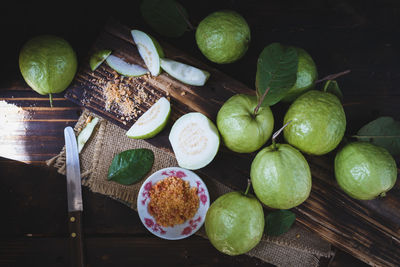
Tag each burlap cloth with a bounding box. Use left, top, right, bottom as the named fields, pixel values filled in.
left=47, top=109, right=333, bottom=266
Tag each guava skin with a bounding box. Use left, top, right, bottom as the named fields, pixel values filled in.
left=19, top=35, right=78, bottom=95
left=281, top=47, right=318, bottom=102
left=250, top=143, right=312, bottom=209
left=195, top=10, right=250, bottom=64
left=334, top=142, right=398, bottom=200
left=216, top=94, right=274, bottom=153
left=283, top=90, right=346, bottom=155
left=205, top=191, right=264, bottom=256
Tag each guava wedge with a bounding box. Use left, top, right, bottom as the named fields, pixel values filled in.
left=90, top=49, right=112, bottom=71
left=126, top=97, right=171, bottom=139
left=77, top=117, right=99, bottom=153
left=106, top=55, right=148, bottom=77
left=169, top=112, right=220, bottom=170
left=131, top=30, right=164, bottom=76
left=160, top=58, right=210, bottom=86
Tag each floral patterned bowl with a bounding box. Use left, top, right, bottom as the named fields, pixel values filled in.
left=137, top=167, right=210, bottom=240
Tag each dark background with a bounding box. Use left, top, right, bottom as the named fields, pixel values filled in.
left=1, top=0, right=399, bottom=266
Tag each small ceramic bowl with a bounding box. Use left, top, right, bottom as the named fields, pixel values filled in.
left=137, top=167, right=210, bottom=240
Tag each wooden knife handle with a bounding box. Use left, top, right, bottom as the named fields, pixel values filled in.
left=68, top=210, right=85, bottom=267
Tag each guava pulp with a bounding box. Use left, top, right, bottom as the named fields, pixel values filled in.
left=217, top=94, right=274, bottom=153
left=251, top=143, right=312, bottom=209
left=205, top=191, right=264, bottom=255
left=335, top=141, right=397, bottom=200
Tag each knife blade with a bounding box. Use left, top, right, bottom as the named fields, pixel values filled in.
left=64, top=126, right=85, bottom=267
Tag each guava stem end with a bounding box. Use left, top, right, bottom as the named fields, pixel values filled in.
left=244, top=179, right=251, bottom=196
left=49, top=93, right=53, bottom=108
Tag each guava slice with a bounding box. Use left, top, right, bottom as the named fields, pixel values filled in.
left=160, top=58, right=210, bottom=86
left=106, top=55, right=148, bottom=77
left=131, top=30, right=164, bottom=76
left=126, top=97, right=171, bottom=139
left=169, top=112, right=220, bottom=170
left=90, top=49, right=112, bottom=71
left=77, top=117, right=99, bottom=153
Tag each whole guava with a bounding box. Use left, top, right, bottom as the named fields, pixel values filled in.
left=251, top=143, right=312, bottom=209
left=195, top=10, right=250, bottom=64
left=216, top=94, right=274, bottom=153
left=283, top=90, right=346, bottom=155
left=19, top=35, right=78, bottom=106
left=335, top=141, right=398, bottom=200
left=281, top=47, right=318, bottom=102
left=205, top=191, right=264, bottom=256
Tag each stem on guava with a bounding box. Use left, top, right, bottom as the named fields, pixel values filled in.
left=271, top=120, right=292, bottom=150
left=49, top=93, right=53, bottom=108
left=315, top=69, right=351, bottom=84
left=244, top=179, right=251, bottom=196
left=254, top=87, right=270, bottom=116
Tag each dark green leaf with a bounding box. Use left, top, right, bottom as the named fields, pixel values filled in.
left=355, top=116, right=400, bottom=155
left=107, top=149, right=154, bottom=185
left=140, top=0, right=190, bottom=38
left=323, top=80, right=343, bottom=101
left=265, top=210, right=296, bottom=236
left=255, top=43, right=298, bottom=106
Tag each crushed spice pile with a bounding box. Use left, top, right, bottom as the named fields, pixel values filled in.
left=90, top=71, right=157, bottom=124
left=148, top=176, right=199, bottom=227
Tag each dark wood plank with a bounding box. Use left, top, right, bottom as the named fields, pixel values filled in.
left=64, top=18, right=400, bottom=266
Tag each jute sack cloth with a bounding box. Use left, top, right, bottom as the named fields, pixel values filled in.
left=47, top=109, right=333, bottom=267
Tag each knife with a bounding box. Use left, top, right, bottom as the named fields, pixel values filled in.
left=64, top=126, right=85, bottom=267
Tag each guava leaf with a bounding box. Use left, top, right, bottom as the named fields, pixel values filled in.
left=108, top=149, right=154, bottom=185
left=255, top=43, right=298, bottom=106
left=140, top=0, right=190, bottom=38
left=265, top=210, right=296, bottom=236
left=355, top=116, right=400, bottom=156
left=323, top=80, right=343, bottom=101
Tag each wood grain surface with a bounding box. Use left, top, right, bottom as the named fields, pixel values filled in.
left=65, top=18, right=400, bottom=266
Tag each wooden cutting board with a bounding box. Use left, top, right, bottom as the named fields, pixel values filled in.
left=65, top=18, right=400, bottom=267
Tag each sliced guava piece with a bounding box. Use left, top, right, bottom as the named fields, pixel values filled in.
left=126, top=97, right=171, bottom=139
left=160, top=58, right=210, bottom=86
left=105, top=55, right=148, bottom=77
left=169, top=112, right=220, bottom=170
left=90, top=49, right=112, bottom=71
left=77, top=117, right=99, bottom=153
left=131, top=30, right=164, bottom=76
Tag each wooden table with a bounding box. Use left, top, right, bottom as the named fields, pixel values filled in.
left=1, top=1, right=398, bottom=266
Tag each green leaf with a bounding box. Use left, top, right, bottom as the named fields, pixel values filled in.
left=140, top=0, right=190, bottom=38
left=265, top=210, right=296, bottom=236
left=107, top=149, right=154, bottom=185
left=355, top=116, right=400, bottom=156
left=323, top=80, right=343, bottom=101
left=255, top=43, right=298, bottom=106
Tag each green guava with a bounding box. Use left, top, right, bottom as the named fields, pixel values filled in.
left=19, top=35, right=78, bottom=107
left=216, top=94, right=274, bottom=153
left=205, top=191, right=264, bottom=256
left=281, top=47, right=318, bottom=102
left=335, top=141, right=398, bottom=200
left=250, top=143, right=312, bottom=209
left=195, top=10, right=250, bottom=64
left=283, top=90, right=346, bottom=155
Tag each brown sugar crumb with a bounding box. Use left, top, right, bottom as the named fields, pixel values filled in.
left=148, top=176, right=199, bottom=227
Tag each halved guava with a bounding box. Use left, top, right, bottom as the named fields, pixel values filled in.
left=106, top=55, right=148, bottom=77
left=169, top=112, right=220, bottom=170
left=131, top=30, right=164, bottom=76
left=126, top=97, right=171, bottom=139
left=160, top=58, right=210, bottom=86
